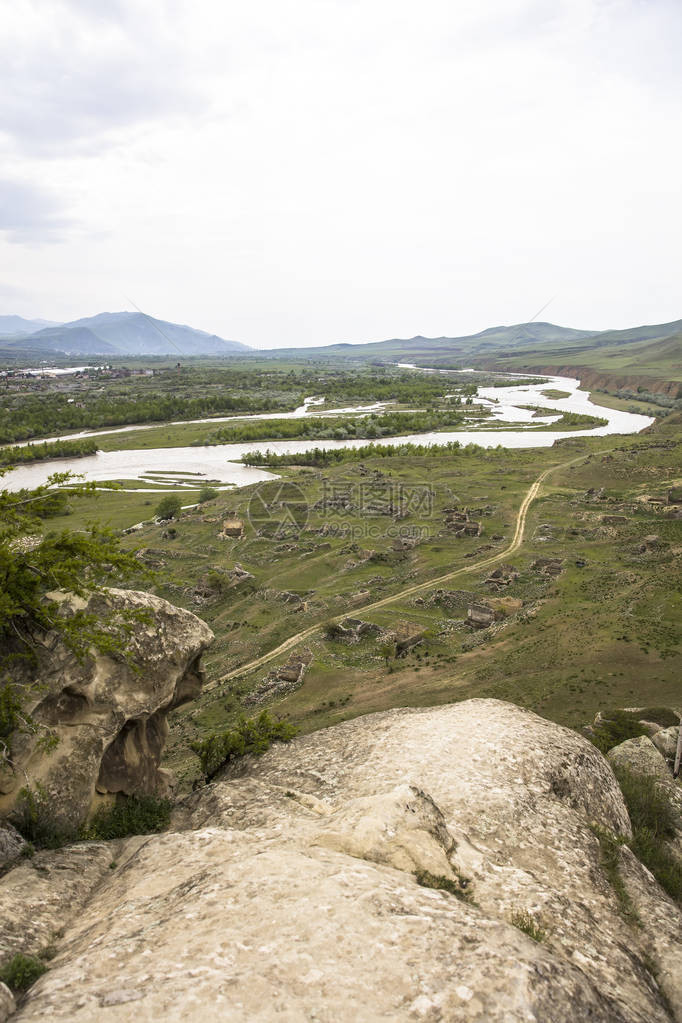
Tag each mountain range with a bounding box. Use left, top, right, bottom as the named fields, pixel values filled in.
left=0, top=311, right=680, bottom=393
left=0, top=311, right=249, bottom=357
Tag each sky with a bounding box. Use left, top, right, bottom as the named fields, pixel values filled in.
left=1, top=0, right=681, bottom=348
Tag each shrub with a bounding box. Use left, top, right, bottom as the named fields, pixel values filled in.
left=80, top=794, right=172, bottom=841
left=590, top=710, right=648, bottom=754
left=13, top=784, right=74, bottom=850
left=198, top=487, right=219, bottom=503
left=192, top=711, right=297, bottom=780
left=155, top=494, right=182, bottom=520
left=0, top=953, right=48, bottom=992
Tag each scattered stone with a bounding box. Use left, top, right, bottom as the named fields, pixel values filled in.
left=229, top=564, right=255, bottom=585
left=532, top=557, right=564, bottom=577
left=326, top=619, right=381, bottom=644
left=484, top=563, right=519, bottom=588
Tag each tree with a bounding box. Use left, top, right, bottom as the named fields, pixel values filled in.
left=379, top=640, right=396, bottom=669
left=0, top=468, right=148, bottom=766
left=155, top=494, right=182, bottom=520
left=198, top=486, right=219, bottom=503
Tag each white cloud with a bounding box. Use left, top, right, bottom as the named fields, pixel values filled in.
left=1, top=0, right=681, bottom=343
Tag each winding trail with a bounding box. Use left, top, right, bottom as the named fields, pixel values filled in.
left=214, top=454, right=582, bottom=687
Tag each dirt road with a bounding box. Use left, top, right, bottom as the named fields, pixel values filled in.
left=215, top=456, right=578, bottom=686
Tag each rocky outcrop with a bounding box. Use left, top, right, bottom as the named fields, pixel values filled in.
left=0, top=589, right=213, bottom=833
left=3, top=700, right=681, bottom=1021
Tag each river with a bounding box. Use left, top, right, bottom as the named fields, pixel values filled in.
left=2, top=373, right=653, bottom=492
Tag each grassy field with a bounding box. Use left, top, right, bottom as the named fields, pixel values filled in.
left=43, top=420, right=682, bottom=791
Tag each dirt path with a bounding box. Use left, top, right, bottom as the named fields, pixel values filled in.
left=215, top=455, right=580, bottom=686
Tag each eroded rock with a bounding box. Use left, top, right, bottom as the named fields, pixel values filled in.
left=0, top=589, right=213, bottom=832
left=4, top=700, right=681, bottom=1022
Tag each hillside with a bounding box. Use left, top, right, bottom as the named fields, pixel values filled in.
left=258, top=317, right=682, bottom=396
left=0, top=315, right=60, bottom=336
left=0, top=311, right=250, bottom=357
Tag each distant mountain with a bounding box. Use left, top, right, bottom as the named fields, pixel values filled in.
left=259, top=322, right=599, bottom=362
left=0, top=315, right=61, bottom=336
left=21, top=312, right=250, bottom=357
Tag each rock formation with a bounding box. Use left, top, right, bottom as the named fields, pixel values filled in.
left=2, top=700, right=681, bottom=1021
left=0, top=589, right=213, bottom=834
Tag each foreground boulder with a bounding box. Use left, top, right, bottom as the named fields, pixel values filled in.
left=0, top=589, right=213, bottom=833
left=3, top=700, right=682, bottom=1022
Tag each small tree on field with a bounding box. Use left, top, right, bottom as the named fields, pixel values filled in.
left=380, top=640, right=395, bottom=668
left=155, top=494, right=182, bottom=520
left=198, top=486, right=219, bottom=503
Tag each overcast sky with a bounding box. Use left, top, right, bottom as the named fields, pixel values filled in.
left=1, top=0, right=680, bottom=348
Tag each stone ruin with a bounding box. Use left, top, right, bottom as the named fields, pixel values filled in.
left=531, top=557, right=564, bottom=577
left=244, top=649, right=313, bottom=705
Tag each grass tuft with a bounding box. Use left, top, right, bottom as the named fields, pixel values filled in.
left=414, top=868, right=473, bottom=902
left=510, top=909, right=546, bottom=942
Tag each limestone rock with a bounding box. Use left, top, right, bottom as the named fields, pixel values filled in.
left=5, top=700, right=682, bottom=1022
left=607, top=735, right=672, bottom=782
left=652, top=725, right=681, bottom=762
left=0, top=983, right=14, bottom=1023
left=0, top=589, right=213, bottom=832
left=0, top=823, right=26, bottom=869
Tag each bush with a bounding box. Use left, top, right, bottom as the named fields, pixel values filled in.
left=155, top=494, right=182, bottom=520
left=192, top=711, right=297, bottom=780
left=13, top=784, right=74, bottom=850
left=81, top=794, right=172, bottom=841
left=590, top=710, right=648, bottom=754
left=0, top=953, right=48, bottom=993
left=198, top=487, right=219, bottom=503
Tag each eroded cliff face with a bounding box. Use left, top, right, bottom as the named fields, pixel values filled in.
left=507, top=365, right=681, bottom=399
left=0, top=589, right=213, bottom=832
left=2, top=700, right=681, bottom=1023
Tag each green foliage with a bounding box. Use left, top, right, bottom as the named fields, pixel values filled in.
left=13, top=784, right=74, bottom=850
left=509, top=909, right=546, bottom=942
left=590, top=711, right=649, bottom=754
left=0, top=438, right=98, bottom=467
left=589, top=824, right=639, bottom=924
left=244, top=439, right=478, bottom=467
left=80, top=794, right=172, bottom=841
left=206, top=407, right=475, bottom=447
left=0, top=683, right=22, bottom=740
left=155, top=494, right=182, bottom=520
left=615, top=768, right=676, bottom=838
left=198, top=486, right=219, bottom=503
left=0, top=468, right=150, bottom=763
left=192, top=711, right=297, bottom=780
left=613, top=766, right=682, bottom=904
left=414, top=868, right=473, bottom=902
left=0, top=953, right=48, bottom=993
